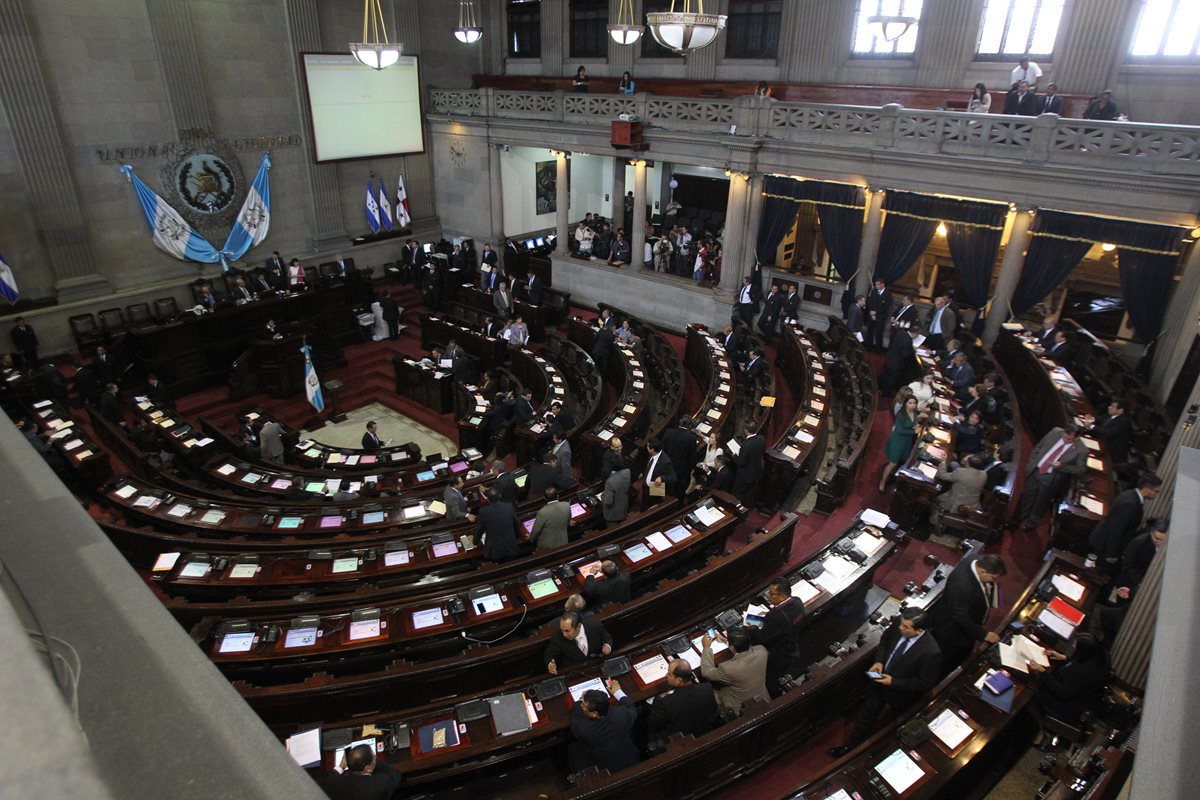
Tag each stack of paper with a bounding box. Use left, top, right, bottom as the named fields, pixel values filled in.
left=998, top=634, right=1051, bottom=673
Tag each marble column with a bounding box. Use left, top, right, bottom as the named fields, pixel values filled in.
left=854, top=189, right=885, bottom=297
left=779, top=0, right=848, bottom=83
left=683, top=0, right=723, bottom=81
left=555, top=152, right=570, bottom=252
left=285, top=0, right=346, bottom=249
left=982, top=208, right=1034, bottom=345
left=743, top=173, right=765, bottom=271
left=1052, top=0, right=1129, bottom=94
left=719, top=174, right=754, bottom=295
left=144, top=0, right=211, bottom=132
left=488, top=145, right=505, bottom=245
left=657, top=161, right=673, bottom=216
left=0, top=0, right=107, bottom=300
left=541, top=0, right=565, bottom=75
left=611, top=158, right=626, bottom=224
left=1150, top=242, right=1200, bottom=401
left=479, top=0, right=506, bottom=74
left=913, top=0, right=980, bottom=87
left=631, top=159, right=648, bottom=261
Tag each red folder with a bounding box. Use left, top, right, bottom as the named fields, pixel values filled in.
left=1048, top=596, right=1084, bottom=627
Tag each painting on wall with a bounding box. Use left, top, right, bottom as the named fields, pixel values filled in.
left=535, top=160, right=557, bottom=215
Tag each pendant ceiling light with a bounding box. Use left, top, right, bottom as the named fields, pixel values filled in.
left=867, top=14, right=917, bottom=42
left=350, top=0, right=403, bottom=69
left=454, top=0, right=483, bottom=44
left=608, top=0, right=642, bottom=45
left=646, top=0, right=727, bottom=54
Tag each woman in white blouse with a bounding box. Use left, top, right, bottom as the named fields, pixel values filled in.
left=968, top=82, right=991, bottom=113
left=288, top=258, right=306, bottom=288
left=907, top=372, right=936, bottom=411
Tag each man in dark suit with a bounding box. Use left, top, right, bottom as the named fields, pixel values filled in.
left=599, top=436, right=625, bottom=481
left=582, top=560, right=631, bottom=608
left=380, top=291, right=401, bottom=340
left=411, top=241, right=429, bottom=289
left=11, top=317, right=39, bottom=366
left=1046, top=330, right=1073, bottom=365
left=569, top=680, right=640, bottom=774
left=1089, top=399, right=1133, bottom=463
left=514, top=387, right=537, bottom=427
left=331, top=254, right=354, bottom=277
left=592, top=324, right=616, bottom=375
left=1101, top=518, right=1169, bottom=641
left=720, top=324, right=737, bottom=355
left=930, top=554, right=1006, bottom=673
left=640, top=438, right=677, bottom=511
left=544, top=611, right=613, bottom=674
left=946, top=352, right=976, bottom=402
left=361, top=421, right=386, bottom=451
left=482, top=316, right=502, bottom=338
left=551, top=432, right=574, bottom=488
left=890, top=293, right=917, bottom=332
left=320, top=742, right=403, bottom=800
left=1087, top=474, right=1162, bottom=571
left=1036, top=315, right=1059, bottom=348
left=1003, top=80, right=1038, bottom=115
left=443, top=475, right=475, bottom=522
left=1040, top=83, right=1063, bottom=114
left=736, top=276, right=761, bottom=327
left=36, top=361, right=69, bottom=407
left=741, top=349, right=768, bottom=385
left=98, top=382, right=124, bottom=426
left=144, top=373, right=172, bottom=408
left=748, top=578, right=805, bottom=697
left=845, top=295, right=866, bottom=337
left=527, top=272, right=544, bottom=305
left=1007, top=424, right=1088, bottom=530
left=92, top=345, right=119, bottom=385
left=251, top=271, right=275, bottom=295
left=879, top=327, right=920, bottom=395
left=829, top=608, right=943, bottom=756
left=230, top=276, right=255, bottom=303
left=489, top=461, right=519, bottom=504
left=473, top=487, right=520, bottom=562
left=732, top=423, right=766, bottom=506
left=782, top=284, right=801, bottom=323
left=865, top=279, right=893, bottom=351
left=264, top=251, right=287, bottom=287
left=647, top=661, right=718, bottom=745
left=551, top=401, right=575, bottom=434
left=705, top=453, right=735, bottom=494
left=527, top=454, right=561, bottom=496
left=982, top=372, right=1009, bottom=422
left=757, top=283, right=785, bottom=341
left=662, top=416, right=698, bottom=499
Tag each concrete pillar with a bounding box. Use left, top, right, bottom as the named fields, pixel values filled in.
left=1052, top=0, right=1129, bottom=94
left=913, top=0, right=979, bottom=87
left=631, top=159, right=648, bottom=262
left=541, top=0, right=565, bottom=75
left=144, top=0, right=212, bottom=132
left=488, top=145, right=505, bottom=243
left=854, top=189, right=886, bottom=297
left=657, top=161, right=673, bottom=217
left=779, top=0, right=847, bottom=83
left=0, top=0, right=107, bottom=300
left=479, top=0, right=506, bottom=74
left=982, top=207, right=1034, bottom=345
left=683, top=0, right=723, bottom=80
left=1151, top=242, right=1200, bottom=402
left=555, top=151, right=570, bottom=252
left=612, top=158, right=626, bottom=226
left=743, top=172, right=765, bottom=272
left=719, top=173, right=751, bottom=295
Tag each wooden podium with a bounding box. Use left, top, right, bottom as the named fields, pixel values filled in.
left=611, top=120, right=648, bottom=151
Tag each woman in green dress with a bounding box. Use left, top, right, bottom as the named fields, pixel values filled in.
left=880, top=395, right=922, bottom=492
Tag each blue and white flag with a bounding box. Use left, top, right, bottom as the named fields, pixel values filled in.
left=119, top=164, right=221, bottom=263
left=365, top=180, right=381, bottom=234
left=377, top=178, right=393, bottom=231
left=302, top=344, right=325, bottom=413
left=220, top=154, right=271, bottom=268
left=0, top=252, right=18, bottom=305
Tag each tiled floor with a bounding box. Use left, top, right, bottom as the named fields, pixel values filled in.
left=300, top=400, right=456, bottom=459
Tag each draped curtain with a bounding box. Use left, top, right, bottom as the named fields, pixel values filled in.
left=755, top=176, right=864, bottom=284
left=1011, top=210, right=1185, bottom=340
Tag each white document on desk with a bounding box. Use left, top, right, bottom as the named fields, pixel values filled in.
left=285, top=728, right=322, bottom=768
left=853, top=531, right=886, bottom=557
left=860, top=508, right=891, bottom=528
left=1051, top=575, right=1086, bottom=603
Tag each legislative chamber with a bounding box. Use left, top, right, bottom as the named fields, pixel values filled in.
left=2, top=2, right=1199, bottom=800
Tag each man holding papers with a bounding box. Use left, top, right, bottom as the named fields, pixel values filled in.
left=829, top=608, right=942, bottom=757
left=568, top=678, right=640, bottom=774
left=930, top=554, right=1007, bottom=672
left=319, top=743, right=402, bottom=800
left=647, top=661, right=718, bottom=746
left=748, top=579, right=805, bottom=697
left=1027, top=633, right=1107, bottom=728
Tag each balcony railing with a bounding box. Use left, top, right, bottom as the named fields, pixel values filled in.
left=429, top=88, right=1200, bottom=176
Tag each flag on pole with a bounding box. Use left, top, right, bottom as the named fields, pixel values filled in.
left=394, top=174, right=412, bottom=228
left=365, top=180, right=381, bottom=234
left=302, top=343, right=325, bottom=413
left=0, top=253, right=19, bottom=305
left=377, top=178, right=393, bottom=231
left=118, top=164, right=222, bottom=263
left=220, top=154, right=271, bottom=269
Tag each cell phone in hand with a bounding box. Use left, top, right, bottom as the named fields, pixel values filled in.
left=707, top=627, right=717, bottom=638
left=866, top=670, right=883, bottom=680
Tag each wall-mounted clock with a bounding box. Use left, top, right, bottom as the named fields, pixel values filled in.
left=449, top=140, right=467, bottom=166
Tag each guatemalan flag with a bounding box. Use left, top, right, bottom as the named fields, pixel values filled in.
left=377, top=178, right=393, bottom=231
left=220, top=154, right=271, bottom=268
left=301, top=343, right=325, bottom=413
left=395, top=175, right=412, bottom=228
left=119, top=164, right=221, bottom=263
left=365, top=180, right=381, bottom=234
left=0, top=252, right=18, bottom=304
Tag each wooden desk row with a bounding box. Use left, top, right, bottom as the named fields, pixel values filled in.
left=129, top=397, right=218, bottom=467
left=815, top=317, right=878, bottom=515
left=393, top=356, right=456, bottom=414
left=684, top=324, right=737, bottom=444
left=234, top=493, right=758, bottom=727
left=27, top=398, right=111, bottom=482
left=597, top=302, right=685, bottom=446
left=458, top=284, right=548, bottom=342
left=290, top=508, right=896, bottom=794
left=764, top=322, right=832, bottom=509
left=791, top=551, right=1101, bottom=800
left=419, top=313, right=509, bottom=374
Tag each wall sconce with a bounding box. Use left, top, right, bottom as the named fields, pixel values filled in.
left=1101, top=242, right=1116, bottom=252
left=936, top=222, right=948, bottom=237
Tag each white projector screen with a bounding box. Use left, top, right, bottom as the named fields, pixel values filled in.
left=301, top=53, right=425, bottom=162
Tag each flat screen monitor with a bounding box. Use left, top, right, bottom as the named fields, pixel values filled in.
left=277, top=516, right=303, bottom=530
left=450, top=460, right=469, bottom=473
left=284, top=627, right=318, bottom=649
left=523, top=518, right=536, bottom=534
left=432, top=541, right=458, bottom=558
left=416, top=470, right=437, bottom=482
left=332, top=557, right=358, bottom=574
left=422, top=243, right=433, bottom=253
left=535, top=237, right=545, bottom=247
left=570, top=502, right=586, bottom=518
left=528, top=578, right=558, bottom=599
left=515, top=474, right=528, bottom=488
left=472, top=593, right=504, bottom=615
left=218, top=631, right=255, bottom=654
left=525, top=239, right=536, bottom=250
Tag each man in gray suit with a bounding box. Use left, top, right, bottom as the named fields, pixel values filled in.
left=926, top=295, right=958, bottom=352
left=551, top=431, right=574, bottom=488
left=529, top=487, right=570, bottom=550
left=933, top=454, right=987, bottom=526
left=259, top=420, right=284, bottom=463
left=1007, top=424, right=1088, bottom=530
left=602, top=456, right=631, bottom=525
left=493, top=280, right=514, bottom=318
left=700, top=626, right=769, bottom=719
left=443, top=475, right=475, bottom=522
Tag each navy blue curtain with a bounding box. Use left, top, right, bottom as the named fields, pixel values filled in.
left=945, top=204, right=1008, bottom=309
left=1011, top=209, right=1185, bottom=321
left=873, top=193, right=938, bottom=285
left=755, top=177, right=864, bottom=284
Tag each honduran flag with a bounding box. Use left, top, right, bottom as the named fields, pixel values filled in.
left=0, top=252, right=18, bottom=304
left=365, top=180, right=381, bottom=234
left=377, top=178, right=393, bottom=231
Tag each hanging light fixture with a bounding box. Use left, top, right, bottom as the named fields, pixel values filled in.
left=350, top=0, right=403, bottom=69
left=647, top=0, right=727, bottom=55
left=936, top=222, right=948, bottom=237
left=454, top=0, right=483, bottom=44
left=609, top=0, right=643, bottom=45
left=1101, top=242, right=1116, bottom=252
left=867, top=13, right=917, bottom=42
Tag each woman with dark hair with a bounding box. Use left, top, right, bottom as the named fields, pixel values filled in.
left=618, top=71, right=635, bottom=95
left=953, top=409, right=986, bottom=459
left=880, top=396, right=924, bottom=492
left=968, top=82, right=991, bottom=113
left=573, top=66, right=589, bottom=93
left=1029, top=633, right=1108, bottom=737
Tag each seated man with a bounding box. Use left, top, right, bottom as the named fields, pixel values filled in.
left=544, top=611, right=613, bottom=675
left=932, top=454, right=987, bottom=526
left=608, top=233, right=631, bottom=266
left=568, top=679, right=640, bottom=774
left=829, top=607, right=942, bottom=757
left=1045, top=330, right=1073, bottom=366
left=581, top=560, right=631, bottom=607
left=320, top=743, right=403, bottom=800
left=647, top=660, right=718, bottom=747
left=700, top=626, right=769, bottom=719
